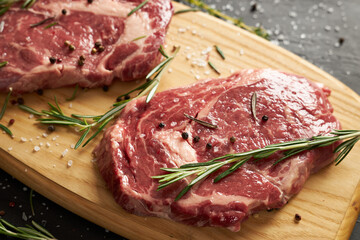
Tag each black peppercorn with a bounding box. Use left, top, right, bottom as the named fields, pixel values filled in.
left=88, top=0, right=93, bottom=3
left=49, top=57, right=56, bottom=64
left=69, top=45, right=75, bottom=51
left=206, top=143, right=212, bottom=149
left=158, top=123, right=165, bottom=128
left=339, top=37, right=345, bottom=46
left=193, top=136, right=200, bottom=143
left=36, top=89, right=43, bottom=95
left=124, top=95, right=131, bottom=100
left=48, top=125, right=55, bottom=132
left=262, top=115, right=269, bottom=121
left=294, top=213, right=301, bottom=223
left=181, top=132, right=189, bottom=140
left=94, top=42, right=101, bottom=48
left=116, top=96, right=122, bottom=102
left=102, top=85, right=109, bottom=92
left=17, top=98, right=24, bottom=105
left=78, top=59, right=84, bottom=66
left=61, top=9, right=67, bottom=15
left=250, top=3, right=257, bottom=12
left=230, top=136, right=236, bottom=143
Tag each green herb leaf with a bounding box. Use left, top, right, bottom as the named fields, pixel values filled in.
left=208, top=61, right=220, bottom=74
left=66, top=84, right=79, bottom=101
left=18, top=104, right=46, bottom=116
left=127, top=0, right=148, bottom=17
left=75, top=127, right=91, bottom=149
left=0, top=61, right=8, bottom=68
left=184, top=113, right=218, bottom=129
left=132, top=35, right=147, bottom=42
left=30, top=16, right=55, bottom=28
left=174, top=8, right=199, bottom=15
left=0, top=88, right=12, bottom=120
left=215, top=45, right=225, bottom=60
left=0, top=123, right=12, bottom=136
left=44, top=22, right=58, bottom=29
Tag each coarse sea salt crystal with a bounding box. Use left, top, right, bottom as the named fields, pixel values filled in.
left=178, top=28, right=186, bottom=33
left=33, top=146, right=40, bottom=152
left=70, top=144, right=75, bottom=149
left=42, top=133, right=48, bottom=138
left=46, top=142, right=51, bottom=148
left=28, top=114, right=34, bottom=119
left=20, top=137, right=27, bottom=142
left=61, top=149, right=68, bottom=157
left=67, top=160, right=73, bottom=168
left=8, top=147, right=12, bottom=151
left=69, top=103, right=73, bottom=108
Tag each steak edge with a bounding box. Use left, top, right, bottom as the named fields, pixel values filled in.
left=94, top=69, right=341, bottom=231
left=0, top=0, right=173, bottom=93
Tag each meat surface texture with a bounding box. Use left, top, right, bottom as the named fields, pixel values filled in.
left=94, top=69, right=341, bottom=231
left=0, top=0, right=173, bottom=93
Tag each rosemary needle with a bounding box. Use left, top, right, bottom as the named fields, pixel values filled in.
left=153, top=130, right=360, bottom=201
left=0, top=219, right=56, bottom=240
left=128, top=0, right=148, bottom=17
left=174, top=8, right=199, bottom=15
left=208, top=61, right=220, bottom=74
left=215, top=45, right=225, bottom=60
left=0, top=61, right=8, bottom=68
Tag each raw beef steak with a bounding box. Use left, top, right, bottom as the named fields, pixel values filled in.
left=94, top=69, right=341, bottom=231
left=0, top=0, right=173, bottom=93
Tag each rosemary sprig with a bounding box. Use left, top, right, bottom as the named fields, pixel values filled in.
left=208, top=61, right=220, bottom=74
left=127, top=0, right=148, bottom=17
left=178, top=0, right=269, bottom=40
left=19, top=46, right=180, bottom=148
left=153, top=130, right=360, bottom=201
left=0, top=0, right=37, bottom=17
left=0, top=61, right=8, bottom=68
left=184, top=113, right=217, bottom=129
left=0, top=219, right=56, bottom=240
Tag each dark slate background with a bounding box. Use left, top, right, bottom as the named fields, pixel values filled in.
left=1, top=0, right=359, bottom=239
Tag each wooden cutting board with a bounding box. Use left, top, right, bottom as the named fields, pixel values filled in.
left=1, top=2, right=360, bottom=239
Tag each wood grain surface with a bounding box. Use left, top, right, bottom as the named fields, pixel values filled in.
left=1, top=2, right=360, bottom=239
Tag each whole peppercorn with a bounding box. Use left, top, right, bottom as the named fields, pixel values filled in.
left=206, top=143, right=212, bottom=149
left=8, top=119, right=15, bottom=126
left=48, top=125, right=55, bottom=132
left=69, top=44, right=76, bottom=51
left=88, top=0, right=93, bottom=3
left=98, top=46, right=105, bottom=52
left=36, top=89, right=43, bottom=95
left=193, top=136, right=200, bottom=143
left=124, top=95, right=131, bottom=100
left=294, top=213, right=302, bottom=223
left=94, top=42, right=101, bottom=48
left=181, top=132, right=189, bottom=140
left=17, top=98, right=24, bottom=105
left=49, top=57, right=56, bottom=64
left=158, top=123, right=165, bottom=128
left=262, top=115, right=269, bottom=121
left=102, top=85, right=109, bottom=92
left=230, top=136, right=236, bottom=143
left=61, top=9, right=67, bottom=15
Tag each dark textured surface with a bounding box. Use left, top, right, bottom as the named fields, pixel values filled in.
left=1, top=0, right=359, bottom=239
